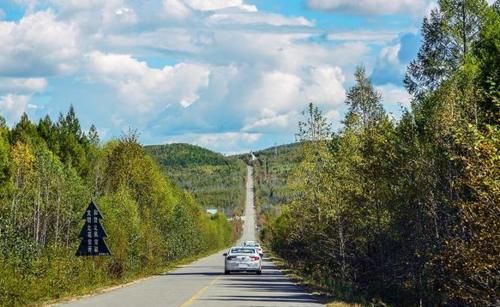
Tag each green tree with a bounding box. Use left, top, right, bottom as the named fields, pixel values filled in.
left=474, top=3, right=500, bottom=124
left=296, top=103, right=331, bottom=142
left=440, top=125, right=500, bottom=305
left=37, top=115, right=59, bottom=155
left=10, top=113, right=42, bottom=146
left=0, top=117, right=10, bottom=186
left=345, top=66, right=384, bottom=128
left=405, top=0, right=490, bottom=97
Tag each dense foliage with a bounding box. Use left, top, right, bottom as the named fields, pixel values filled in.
left=245, top=144, right=302, bottom=229
left=145, top=144, right=247, bottom=217
left=146, top=143, right=229, bottom=168
left=0, top=111, right=233, bottom=306
left=264, top=1, right=499, bottom=306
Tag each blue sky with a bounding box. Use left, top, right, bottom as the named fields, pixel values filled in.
left=0, top=0, right=441, bottom=153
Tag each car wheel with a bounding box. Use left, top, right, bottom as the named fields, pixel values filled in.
left=224, top=270, right=230, bottom=275
left=256, top=270, right=262, bottom=275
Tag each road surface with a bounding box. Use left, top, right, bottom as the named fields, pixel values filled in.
left=61, top=165, right=322, bottom=307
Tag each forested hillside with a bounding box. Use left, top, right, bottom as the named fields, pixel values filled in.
left=0, top=109, right=233, bottom=305
left=146, top=143, right=228, bottom=167
left=243, top=144, right=302, bottom=228
left=264, top=1, right=499, bottom=306
left=145, top=144, right=247, bottom=217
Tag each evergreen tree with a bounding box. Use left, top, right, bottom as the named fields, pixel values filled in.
left=37, top=115, right=59, bottom=154
left=88, top=124, right=100, bottom=147
left=10, top=113, right=42, bottom=146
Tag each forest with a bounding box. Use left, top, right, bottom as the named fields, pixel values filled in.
left=248, top=144, right=302, bottom=230
left=145, top=143, right=247, bottom=217
left=263, top=1, right=499, bottom=306
left=0, top=109, right=233, bottom=305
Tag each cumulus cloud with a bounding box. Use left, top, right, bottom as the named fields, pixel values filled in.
left=165, top=132, right=262, bottom=153
left=307, top=0, right=433, bottom=16
left=208, top=12, right=313, bottom=26
left=0, top=94, right=31, bottom=125
left=0, top=11, right=80, bottom=77
left=163, top=0, right=192, bottom=20
left=184, top=0, right=257, bottom=12
left=327, top=30, right=399, bottom=43
left=0, top=77, right=47, bottom=94
left=377, top=84, right=411, bottom=108
left=86, top=51, right=210, bottom=114
left=371, top=32, right=419, bottom=86
left=240, top=65, right=345, bottom=133
left=2, top=0, right=399, bottom=152
left=246, top=66, right=344, bottom=114
left=303, top=66, right=345, bottom=105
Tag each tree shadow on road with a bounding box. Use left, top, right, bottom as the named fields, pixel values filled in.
left=156, top=272, right=223, bottom=276
left=200, top=294, right=320, bottom=304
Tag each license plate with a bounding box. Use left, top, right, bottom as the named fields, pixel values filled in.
left=238, top=263, right=248, bottom=268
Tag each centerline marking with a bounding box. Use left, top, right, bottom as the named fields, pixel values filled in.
left=179, top=276, right=221, bottom=307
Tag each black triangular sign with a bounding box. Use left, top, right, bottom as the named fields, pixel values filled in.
left=75, top=200, right=111, bottom=257
left=81, top=201, right=103, bottom=219
left=78, top=222, right=108, bottom=238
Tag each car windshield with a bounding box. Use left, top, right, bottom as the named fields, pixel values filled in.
left=230, top=248, right=255, bottom=254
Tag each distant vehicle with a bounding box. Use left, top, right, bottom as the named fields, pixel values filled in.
left=223, top=246, right=262, bottom=275
left=243, top=240, right=264, bottom=257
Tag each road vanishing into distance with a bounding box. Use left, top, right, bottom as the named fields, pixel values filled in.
left=60, top=165, right=322, bottom=307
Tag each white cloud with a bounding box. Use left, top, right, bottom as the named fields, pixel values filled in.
left=246, top=66, right=345, bottom=114
left=165, top=132, right=262, bottom=153
left=162, top=0, right=192, bottom=20
left=0, top=11, right=80, bottom=77
left=303, top=66, right=345, bottom=105
left=307, top=0, right=432, bottom=15
left=0, top=94, right=31, bottom=125
left=247, top=71, right=302, bottom=114
left=44, top=0, right=138, bottom=40
left=208, top=12, right=313, bottom=27
left=242, top=113, right=292, bottom=132
left=240, top=65, right=345, bottom=133
left=377, top=84, right=411, bottom=108
left=372, top=43, right=404, bottom=81
left=0, top=77, right=47, bottom=94
left=327, top=30, right=400, bottom=43
left=184, top=0, right=257, bottom=12
left=1, top=0, right=385, bottom=152
left=86, top=51, right=210, bottom=114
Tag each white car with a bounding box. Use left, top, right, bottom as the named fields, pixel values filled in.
left=223, top=246, right=262, bottom=275
left=243, top=240, right=264, bottom=257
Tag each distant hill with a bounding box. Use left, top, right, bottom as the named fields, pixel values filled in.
left=145, top=143, right=229, bottom=168
left=144, top=143, right=246, bottom=215
left=144, top=142, right=302, bottom=217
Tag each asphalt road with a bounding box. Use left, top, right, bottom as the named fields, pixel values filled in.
left=60, top=165, right=323, bottom=307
